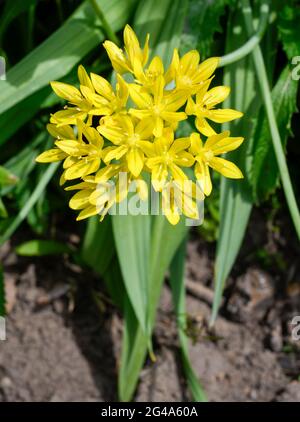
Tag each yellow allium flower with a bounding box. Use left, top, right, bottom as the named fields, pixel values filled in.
left=98, top=115, right=153, bottom=177
left=161, top=180, right=203, bottom=225
left=189, top=131, right=244, bottom=196
left=186, top=81, right=243, bottom=136
left=37, top=24, right=245, bottom=225
left=129, top=75, right=188, bottom=137
left=166, top=49, right=219, bottom=95
left=141, top=128, right=194, bottom=191
left=103, top=24, right=149, bottom=74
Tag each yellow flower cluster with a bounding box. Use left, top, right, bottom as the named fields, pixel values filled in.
left=36, top=25, right=244, bottom=225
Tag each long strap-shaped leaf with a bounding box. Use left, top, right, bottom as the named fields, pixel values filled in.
left=210, top=5, right=271, bottom=324
left=170, top=238, right=207, bottom=402
left=116, top=0, right=189, bottom=401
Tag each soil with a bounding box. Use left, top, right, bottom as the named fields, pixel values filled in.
left=0, top=206, right=300, bottom=402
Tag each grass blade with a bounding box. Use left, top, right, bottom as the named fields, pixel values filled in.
left=170, top=238, right=207, bottom=402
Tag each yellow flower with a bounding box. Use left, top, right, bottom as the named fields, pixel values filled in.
left=98, top=115, right=153, bottom=177
left=129, top=75, right=188, bottom=137
left=189, top=131, right=244, bottom=196
left=49, top=66, right=96, bottom=126
left=37, top=23, right=245, bottom=225
left=186, top=82, right=243, bottom=136
left=103, top=24, right=149, bottom=74
left=165, top=49, right=219, bottom=94
left=37, top=121, right=104, bottom=182
left=140, top=128, right=194, bottom=191
left=133, top=56, right=165, bottom=89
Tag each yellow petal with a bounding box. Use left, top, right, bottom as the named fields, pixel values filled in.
left=90, top=73, right=114, bottom=99
left=98, top=125, right=124, bottom=144
left=208, top=109, right=243, bottom=123
left=153, top=117, right=164, bottom=137
left=55, top=140, right=84, bottom=156
left=69, top=190, right=92, bottom=210
left=195, top=161, right=212, bottom=196
left=36, top=149, right=66, bottom=163
left=180, top=50, right=200, bottom=75
left=195, top=117, right=216, bottom=136
left=127, top=148, right=144, bottom=177
left=151, top=164, right=168, bottom=191
left=135, top=117, right=154, bottom=139
left=65, top=158, right=101, bottom=180
left=104, top=145, right=127, bottom=163
left=47, top=124, right=75, bottom=140
left=208, top=135, right=244, bottom=155
left=78, top=65, right=94, bottom=91
left=209, top=157, right=243, bottom=179
left=50, top=81, right=82, bottom=103
left=76, top=205, right=98, bottom=221
left=189, top=132, right=203, bottom=155
left=161, top=111, right=187, bottom=124
left=197, top=57, right=219, bottom=80
left=103, top=40, right=129, bottom=74
left=203, top=86, right=230, bottom=108
left=153, top=75, right=165, bottom=104
left=129, top=84, right=152, bottom=108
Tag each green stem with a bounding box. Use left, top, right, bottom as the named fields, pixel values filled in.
left=89, top=0, right=120, bottom=45
left=242, top=0, right=300, bottom=240
left=0, top=163, right=58, bottom=246
left=218, top=0, right=269, bottom=67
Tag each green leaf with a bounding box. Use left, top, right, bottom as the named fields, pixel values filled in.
left=211, top=5, right=281, bottom=323
left=0, top=0, right=137, bottom=117
left=118, top=215, right=188, bottom=401
left=0, top=165, right=18, bottom=187
left=0, top=163, right=58, bottom=246
left=117, top=0, right=189, bottom=401
left=0, top=198, right=8, bottom=218
left=181, top=0, right=235, bottom=57
left=278, top=3, right=300, bottom=59
left=81, top=216, right=115, bottom=276
left=15, top=240, right=73, bottom=256
left=112, top=213, right=150, bottom=335
left=252, top=66, right=299, bottom=202
left=170, top=238, right=207, bottom=402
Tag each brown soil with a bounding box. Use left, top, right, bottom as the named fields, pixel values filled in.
left=0, top=207, right=300, bottom=402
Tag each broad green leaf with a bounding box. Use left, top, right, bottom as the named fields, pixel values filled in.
left=15, top=240, right=73, bottom=256
left=170, top=238, right=207, bottom=402
left=81, top=216, right=125, bottom=309
left=118, top=215, right=188, bottom=401
left=81, top=216, right=115, bottom=276
left=252, top=66, right=298, bottom=202
left=0, top=0, right=137, bottom=116
left=181, top=0, right=235, bottom=57
left=112, top=213, right=150, bottom=335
